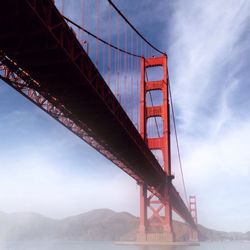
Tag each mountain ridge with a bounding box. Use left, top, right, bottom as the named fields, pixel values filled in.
left=0, top=209, right=248, bottom=241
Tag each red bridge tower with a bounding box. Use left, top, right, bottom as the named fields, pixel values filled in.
left=137, top=55, right=174, bottom=241
left=189, top=195, right=198, bottom=241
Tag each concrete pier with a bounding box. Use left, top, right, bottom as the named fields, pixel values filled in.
left=115, top=241, right=200, bottom=246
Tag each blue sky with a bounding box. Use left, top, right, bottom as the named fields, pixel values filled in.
left=0, top=0, right=250, bottom=232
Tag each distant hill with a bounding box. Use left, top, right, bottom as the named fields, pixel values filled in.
left=0, top=209, right=248, bottom=241
left=198, top=224, right=249, bottom=241
left=0, top=209, right=138, bottom=241
left=57, top=209, right=138, bottom=241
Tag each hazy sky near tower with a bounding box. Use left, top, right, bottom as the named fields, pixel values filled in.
left=0, top=0, right=250, bottom=233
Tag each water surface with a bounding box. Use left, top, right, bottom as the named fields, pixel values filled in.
left=1, top=241, right=250, bottom=250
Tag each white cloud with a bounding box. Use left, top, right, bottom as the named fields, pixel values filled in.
left=169, top=0, right=249, bottom=132
left=168, top=0, right=250, bottom=231
left=0, top=144, right=138, bottom=219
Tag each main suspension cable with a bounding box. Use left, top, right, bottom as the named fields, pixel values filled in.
left=63, top=15, right=141, bottom=58
left=168, top=79, right=189, bottom=205
left=107, top=0, right=165, bottom=55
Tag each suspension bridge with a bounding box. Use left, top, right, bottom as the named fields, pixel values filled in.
left=0, top=0, right=198, bottom=243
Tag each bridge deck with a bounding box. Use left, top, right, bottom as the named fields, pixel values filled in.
left=0, top=0, right=195, bottom=227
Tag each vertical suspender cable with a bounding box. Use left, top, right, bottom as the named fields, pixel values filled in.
left=81, top=0, right=84, bottom=40
left=136, top=37, right=139, bottom=129
left=116, top=12, right=120, bottom=101
left=169, top=80, right=188, bottom=205
left=130, top=32, right=134, bottom=121
left=124, top=24, right=127, bottom=111
left=96, top=0, right=100, bottom=67
left=108, top=2, right=111, bottom=86
left=61, top=0, right=64, bottom=15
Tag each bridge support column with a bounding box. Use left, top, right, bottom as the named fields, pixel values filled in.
left=189, top=195, right=199, bottom=242
left=138, top=184, right=147, bottom=241
left=137, top=55, right=174, bottom=242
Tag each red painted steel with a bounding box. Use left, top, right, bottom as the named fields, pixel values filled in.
left=0, top=0, right=196, bottom=230
left=189, top=195, right=198, bottom=241
left=138, top=55, right=174, bottom=241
